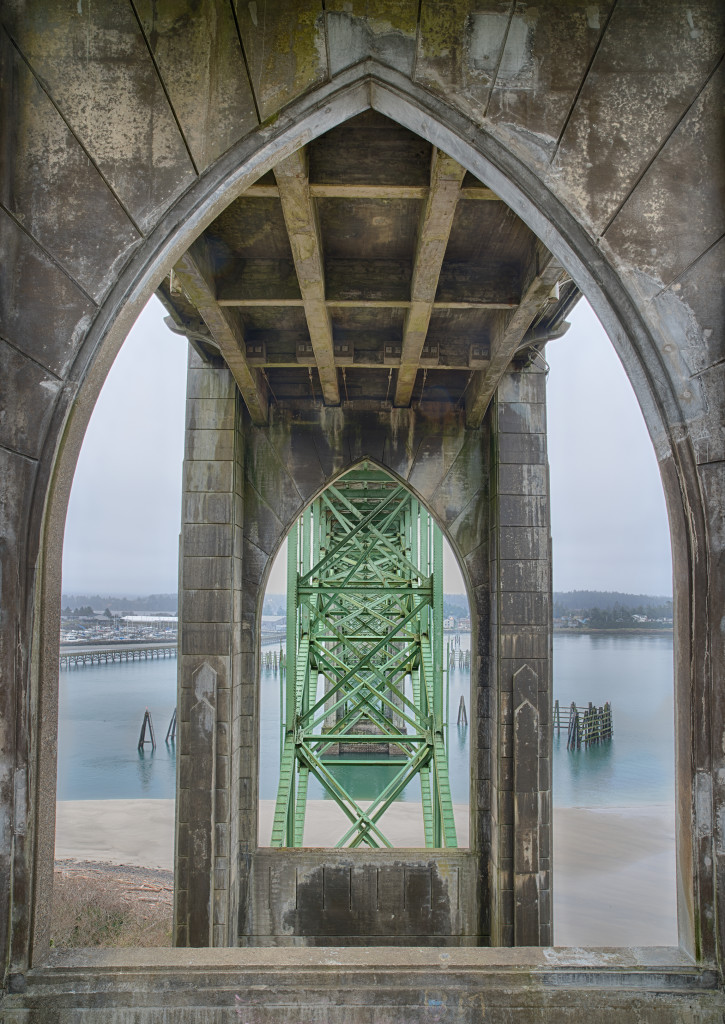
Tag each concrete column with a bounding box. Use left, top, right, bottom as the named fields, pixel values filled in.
left=175, top=351, right=243, bottom=947
left=490, top=364, right=552, bottom=946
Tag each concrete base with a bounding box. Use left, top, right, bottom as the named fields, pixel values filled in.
left=2, top=948, right=721, bottom=1022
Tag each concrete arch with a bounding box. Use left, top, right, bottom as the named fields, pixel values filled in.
left=254, top=449, right=479, bottom=645
left=3, top=47, right=717, bottom=1000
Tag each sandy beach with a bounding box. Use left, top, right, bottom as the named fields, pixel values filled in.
left=55, top=799, right=677, bottom=946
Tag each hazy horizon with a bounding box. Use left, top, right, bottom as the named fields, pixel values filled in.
left=60, top=586, right=673, bottom=605
left=62, top=297, right=673, bottom=597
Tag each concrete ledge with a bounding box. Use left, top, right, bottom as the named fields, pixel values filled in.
left=3, top=947, right=722, bottom=1022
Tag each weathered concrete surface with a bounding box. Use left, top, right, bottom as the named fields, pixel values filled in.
left=0, top=1, right=722, bottom=1017
left=2, top=948, right=723, bottom=1022
left=489, top=367, right=552, bottom=947
left=175, top=353, right=247, bottom=949
left=248, top=849, right=476, bottom=946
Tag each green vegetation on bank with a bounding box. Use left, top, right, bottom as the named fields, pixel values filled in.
left=554, top=592, right=672, bottom=631
left=62, top=593, right=177, bottom=615
left=553, top=590, right=672, bottom=614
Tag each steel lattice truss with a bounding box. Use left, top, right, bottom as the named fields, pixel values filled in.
left=271, top=462, right=457, bottom=849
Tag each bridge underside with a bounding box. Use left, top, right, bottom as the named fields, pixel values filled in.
left=160, top=110, right=575, bottom=429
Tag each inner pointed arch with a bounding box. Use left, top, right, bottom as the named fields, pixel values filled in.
left=258, top=458, right=473, bottom=851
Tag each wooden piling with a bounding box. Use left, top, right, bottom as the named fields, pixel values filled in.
left=562, top=700, right=613, bottom=749
left=165, top=707, right=177, bottom=743
left=138, top=708, right=156, bottom=750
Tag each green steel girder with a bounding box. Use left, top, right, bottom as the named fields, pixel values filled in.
left=271, top=460, right=457, bottom=849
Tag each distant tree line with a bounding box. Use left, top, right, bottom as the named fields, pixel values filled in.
left=555, top=601, right=673, bottom=628
left=553, top=590, right=672, bottom=614
left=63, top=590, right=673, bottom=626
left=443, top=596, right=469, bottom=619
left=61, top=593, right=177, bottom=614
left=62, top=605, right=95, bottom=617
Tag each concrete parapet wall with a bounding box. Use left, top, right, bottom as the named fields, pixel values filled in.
left=2, top=948, right=722, bottom=1022
left=248, top=849, right=477, bottom=946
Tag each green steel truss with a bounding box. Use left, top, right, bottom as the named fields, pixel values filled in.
left=271, top=462, right=457, bottom=849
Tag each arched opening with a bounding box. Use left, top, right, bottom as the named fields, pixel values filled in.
left=28, top=64, right=701, bottom=960
left=546, top=299, right=677, bottom=946
left=256, top=461, right=472, bottom=850
left=50, top=298, right=185, bottom=947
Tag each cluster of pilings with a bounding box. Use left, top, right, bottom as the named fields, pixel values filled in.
left=262, top=647, right=285, bottom=674
left=554, top=700, right=613, bottom=750
left=448, top=647, right=470, bottom=671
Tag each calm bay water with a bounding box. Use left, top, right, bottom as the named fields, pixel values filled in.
left=57, top=657, right=178, bottom=800
left=57, top=632, right=674, bottom=808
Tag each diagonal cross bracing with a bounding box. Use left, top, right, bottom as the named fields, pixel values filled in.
left=271, top=461, right=457, bottom=849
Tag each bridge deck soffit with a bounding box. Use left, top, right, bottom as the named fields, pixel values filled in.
left=161, top=111, right=576, bottom=423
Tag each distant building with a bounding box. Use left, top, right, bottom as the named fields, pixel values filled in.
left=122, top=615, right=179, bottom=625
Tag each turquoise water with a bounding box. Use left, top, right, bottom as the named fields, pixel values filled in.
left=57, top=656, right=178, bottom=800
left=57, top=633, right=674, bottom=808
left=552, top=632, right=674, bottom=806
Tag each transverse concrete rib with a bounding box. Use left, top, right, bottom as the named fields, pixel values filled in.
left=274, top=148, right=340, bottom=406
left=173, top=238, right=268, bottom=426
left=394, top=149, right=466, bottom=407
left=245, top=182, right=500, bottom=201
left=465, top=253, right=565, bottom=429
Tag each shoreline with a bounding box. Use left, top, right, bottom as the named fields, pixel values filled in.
left=55, top=799, right=677, bottom=946
left=554, top=627, right=672, bottom=636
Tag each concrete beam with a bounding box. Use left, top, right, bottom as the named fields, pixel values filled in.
left=172, top=239, right=268, bottom=426
left=465, top=255, right=565, bottom=428
left=394, top=149, right=466, bottom=406
left=245, top=183, right=500, bottom=201
left=274, top=149, right=340, bottom=405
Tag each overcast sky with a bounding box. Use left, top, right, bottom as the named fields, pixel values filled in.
left=61, top=296, right=672, bottom=598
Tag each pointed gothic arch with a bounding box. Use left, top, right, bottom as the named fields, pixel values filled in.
left=5, top=51, right=714, bottom=1001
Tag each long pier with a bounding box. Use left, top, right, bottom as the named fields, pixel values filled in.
left=60, top=643, right=177, bottom=668
left=60, top=632, right=285, bottom=669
